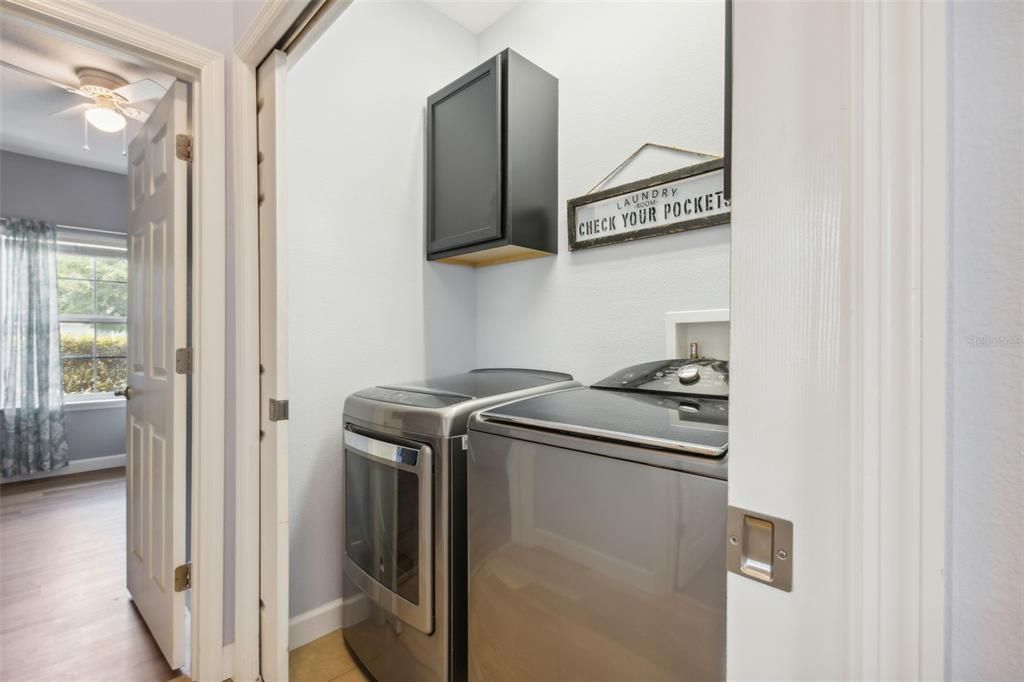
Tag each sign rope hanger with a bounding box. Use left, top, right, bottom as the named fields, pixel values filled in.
left=588, top=142, right=721, bottom=195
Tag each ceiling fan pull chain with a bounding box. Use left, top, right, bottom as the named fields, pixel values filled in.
left=82, top=112, right=90, bottom=151
left=122, top=127, right=127, bottom=157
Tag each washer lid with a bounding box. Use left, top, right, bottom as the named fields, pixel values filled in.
left=372, top=368, right=574, bottom=406
left=479, top=385, right=728, bottom=457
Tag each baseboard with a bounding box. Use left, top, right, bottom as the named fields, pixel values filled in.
left=1, top=453, right=126, bottom=484
left=289, top=593, right=369, bottom=651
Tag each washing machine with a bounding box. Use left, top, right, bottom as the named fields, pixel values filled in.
left=341, top=368, right=579, bottom=682
left=466, top=359, right=729, bottom=681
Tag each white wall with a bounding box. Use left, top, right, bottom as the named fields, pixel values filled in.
left=949, top=1, right=1024, bottom=678
left=282, top=0, right=728, bottom=625
left=473, top=2, right=729, bottom=383
left=284, top=0, right=478, bottom=617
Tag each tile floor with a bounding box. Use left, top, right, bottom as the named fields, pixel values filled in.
left=168, top=629, right=370, bottom=682
left=289, top=630, right=371, bottom=682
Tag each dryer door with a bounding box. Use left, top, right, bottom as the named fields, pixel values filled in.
left=343, top=428, right=434, bottom=634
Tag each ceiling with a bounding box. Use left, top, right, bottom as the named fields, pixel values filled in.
left=422, top=0, right=523, bottom=34
left=0, top=18, right=176, bottom=174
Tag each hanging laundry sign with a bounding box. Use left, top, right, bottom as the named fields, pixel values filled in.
left=567, top=158, right=730, bottom=251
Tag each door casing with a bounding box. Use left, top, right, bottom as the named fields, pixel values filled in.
left=0, top=1, right=228, bottom=679
left=233, top=3, right=352, bottom=681
left=233, top=1, right=950, bottom=682
left=728, top=1, right=948, bottom=679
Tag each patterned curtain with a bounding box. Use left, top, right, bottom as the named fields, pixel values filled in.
left=0, top=217, right=69, bottom=478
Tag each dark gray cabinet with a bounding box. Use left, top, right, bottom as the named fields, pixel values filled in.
left=426, top=49, right=558, bottom=266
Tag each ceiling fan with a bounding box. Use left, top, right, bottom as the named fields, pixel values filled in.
left=1, top=61, right=165, bottom=138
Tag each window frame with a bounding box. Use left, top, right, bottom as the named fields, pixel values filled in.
left=55, top=230, right=129, bottom=402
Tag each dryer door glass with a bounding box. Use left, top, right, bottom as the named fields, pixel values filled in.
left=343, top=429, right=434, bottom=633
left=345, top=453, right=420, bottom=603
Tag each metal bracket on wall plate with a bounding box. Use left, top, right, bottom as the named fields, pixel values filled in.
left=726, top=506, right=793, bottom=592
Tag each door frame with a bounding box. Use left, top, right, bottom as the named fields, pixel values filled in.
left=727, top=1, right=947, bottom=679
left=0, top=0, right=227, bottom=678
left=233, top=2, right=351, bottom=680
left=234, top=1, right=949, bottom=681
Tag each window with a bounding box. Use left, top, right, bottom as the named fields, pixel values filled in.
left=56, top=234, right=128, bottom=397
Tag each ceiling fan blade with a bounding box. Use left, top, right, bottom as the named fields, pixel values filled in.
left=119, top=106, right=148, bottom=122
left=0, top=60, right=81, bottom=93
left=112, top=79, right=166, bottom=104
left=49, top=102, right=92, bottom=119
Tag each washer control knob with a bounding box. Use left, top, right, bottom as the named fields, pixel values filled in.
left=677, top=365, right=701, bottom=385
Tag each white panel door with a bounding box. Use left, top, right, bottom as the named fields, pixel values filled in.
left=125, top=80, right=189, bottom=670
left=257, top=50, right=290, bottom=682
left=728, top=1, right=948, bottom=679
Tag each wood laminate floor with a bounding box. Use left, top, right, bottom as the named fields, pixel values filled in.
left=0, top=468, right=177, bottom=682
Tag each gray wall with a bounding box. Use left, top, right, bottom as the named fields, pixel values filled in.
left=64, top=407, right=127, bottom=461
left=948, top=1, right=1024, bottom=678
left=1, top=150, right=130, bottom=465
left=0, top=150, right=128, bottom=231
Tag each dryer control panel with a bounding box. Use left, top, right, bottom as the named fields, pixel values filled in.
left=354, top=387, right=468, bottom=408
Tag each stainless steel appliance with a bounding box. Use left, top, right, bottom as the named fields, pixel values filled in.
left=342, top=369, right=579, bottom=682
left=466, top=359, right=729, bottom=681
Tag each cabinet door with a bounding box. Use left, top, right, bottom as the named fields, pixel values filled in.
left=427, top=55, right=503, bottom=255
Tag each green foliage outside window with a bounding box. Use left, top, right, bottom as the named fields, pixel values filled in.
left=57, top=246, right=129, bottom=395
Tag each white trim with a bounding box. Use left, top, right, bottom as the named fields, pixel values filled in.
left=917, top=2, right=949, bottom=675
left=0, top=453, right=125, bottom=483
left=63, top=397, right=126, bottom=412
left=231, top=52, right=263, bottom=682
left=0, top=2, right=227, bottom=680
left=288, top=594, right=369, bottom=652
left=233, top=5, right=331, bottom=681
left=221, top=642, right=235, bottom=681
left=727, top=0, right=947, bottom=678
left=848, top=2, right=948, bottom=678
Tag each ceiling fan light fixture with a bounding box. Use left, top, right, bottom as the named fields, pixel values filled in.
left=85, top=99, right=126, bottom=133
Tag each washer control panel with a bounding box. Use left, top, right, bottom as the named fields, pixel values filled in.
left=594, top=359, right=729, bottom=398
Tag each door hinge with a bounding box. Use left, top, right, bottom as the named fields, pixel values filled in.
left=269, top=399, right=289, bottom=422
left=175, top=347, right=193, bottom=374
left=175, top=134, right=193, bottom=162
left=174, top=562, right=191, bottom=592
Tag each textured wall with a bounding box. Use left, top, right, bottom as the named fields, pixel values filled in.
left=284, top=0, right=478, bottom=617
left=473, top=2, right=730, bottom=384
left=949, top=1, right=1024, bottom=678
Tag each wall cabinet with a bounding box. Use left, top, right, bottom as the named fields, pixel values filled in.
left=426, top=49, right=558, bottom=267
